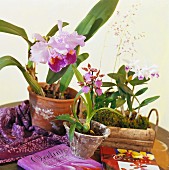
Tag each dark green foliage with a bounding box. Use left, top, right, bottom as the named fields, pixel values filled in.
left=102, top=64, right=160, bottom=112
left=94, top=89, right=125, bottom=110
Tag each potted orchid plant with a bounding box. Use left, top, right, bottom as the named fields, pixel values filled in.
left=92, top=59, right=160, bottom=151
left=0, top=0, right=119, bottom=132
left=56, top=64, right=111, bottom=159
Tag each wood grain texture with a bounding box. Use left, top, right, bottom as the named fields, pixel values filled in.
left=108, top=127, right=155, bottom=140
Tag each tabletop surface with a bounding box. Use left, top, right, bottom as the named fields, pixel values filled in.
left=0, top=102, right=169, bottom=170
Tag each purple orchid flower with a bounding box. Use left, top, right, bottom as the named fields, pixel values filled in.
left=95, top=79, right=102, bottom=88
left=84, top=72, right=92, bottom=82
left=137, top=74, right=144, bottom=80
left=78, top=64, right=104, bottom=96
left=82, top=86, right=90, bottom=93
left=95, top=88, right=102, bottom=96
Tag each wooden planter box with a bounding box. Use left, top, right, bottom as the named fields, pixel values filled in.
left=101, top=109, right=159, bottom=152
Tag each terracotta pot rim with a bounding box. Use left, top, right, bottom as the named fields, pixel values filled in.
left=63, top=120, right=110, bottom=138
left=27, top=83, right=77, bottom=103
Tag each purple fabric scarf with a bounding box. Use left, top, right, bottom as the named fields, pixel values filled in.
left=0, top=100, right=68, bottom=164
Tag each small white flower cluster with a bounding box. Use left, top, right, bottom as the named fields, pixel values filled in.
left=124, top=59, right=159, bottom=80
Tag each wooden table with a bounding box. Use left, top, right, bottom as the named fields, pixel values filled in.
left=151, top=123, right=169, bottom=170
left=0, top=102, right=169, bottom=170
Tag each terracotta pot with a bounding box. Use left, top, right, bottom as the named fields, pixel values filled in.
left=28, top=82, right=77, bottom=134
left=64, top=120, right=110, bottom=159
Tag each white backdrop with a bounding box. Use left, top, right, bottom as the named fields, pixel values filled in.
left=0, top=0, right=169, bottom=131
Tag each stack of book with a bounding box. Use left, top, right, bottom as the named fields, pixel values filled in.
left=17, top=144, right=160, bottom=170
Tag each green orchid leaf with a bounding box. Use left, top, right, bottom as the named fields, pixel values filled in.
left=74, top=89, right=83, bottom=101
left=102, top=82, right=116, bottom=87
left=118, top=87, right=126, bottom=99
left=59, top=65, right=74, bottom=91
left=75, top=53, right=90, bottom=68
left=56, top=114, right=83, bottom=132
left=135, top=87, right=148, bottom=96
left=46, top=22, right=69, bottom=37
left=107, top=73, right=118, bottom=80
left=110, top=100, right=116, bottom=109
left=94, top=94, right=107, bottom=109
left=56, top=114, right=75, bottom=124
left=107, top=91, right=119, bottom=101
left=46, top=66, right=69, bottom=85
left=78, top=93, right=92, bottom=115
left=0, top=56, right=44, bottom=96
left=128, top=70, right=135, bottom=77
left=75, top=0, right=119, bottom=41
left=118, top=83, right=133, bottom=95
left=117, top=65, right=126, bottom=76
left=59, top=53, right=89, bottom=92
left=116, top=98, right=126, bottom=108
left=118, top=74, right=126, bottom=84
left=130, top=77, right=150, bottom=86
left=0, top=19, right=32, bottom=46
left=75, top=121, right=84, bottom=132
left=127, top=94, right=132, bottom=111
left=69, top=123, right=76, bottom=142
left=108, top=72, right=125, bottom=84
left=72, top=64, right=84, bottom=83
left=111, top=91, right=120, bottom=99
left=139, top=96, right=160, bottom=108
left=72, top=89, right=84, bottom=120
left=72, top=64, right=92, bottom=115
left=116, top=65, right=126, bottom=84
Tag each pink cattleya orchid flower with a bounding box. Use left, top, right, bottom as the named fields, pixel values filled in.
left=48, top=56, right=67, bottom=73
left=65, top=31, right=86, bottom=49
left=51, top=20, right=85, bottom=52
left=48, top=36, right=68, bottom=55
left=30, top=41, right=50, bottom=64
left=30, top=20, right=86, bottom=73
left=33, top=33, right=46, bottom=42
left=64, top=50, right=77, bottom=65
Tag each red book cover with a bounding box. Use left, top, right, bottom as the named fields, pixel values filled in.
left=100, top=146, right=160, bottom=170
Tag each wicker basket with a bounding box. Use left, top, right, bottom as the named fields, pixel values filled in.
left=101, top=109, right=159, bottom=152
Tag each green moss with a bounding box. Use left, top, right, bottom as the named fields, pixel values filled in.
left=92, top=109, right=150, bottom=129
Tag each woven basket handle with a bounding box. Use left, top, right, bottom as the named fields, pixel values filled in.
left=147, top=108, right=159, bottom=133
